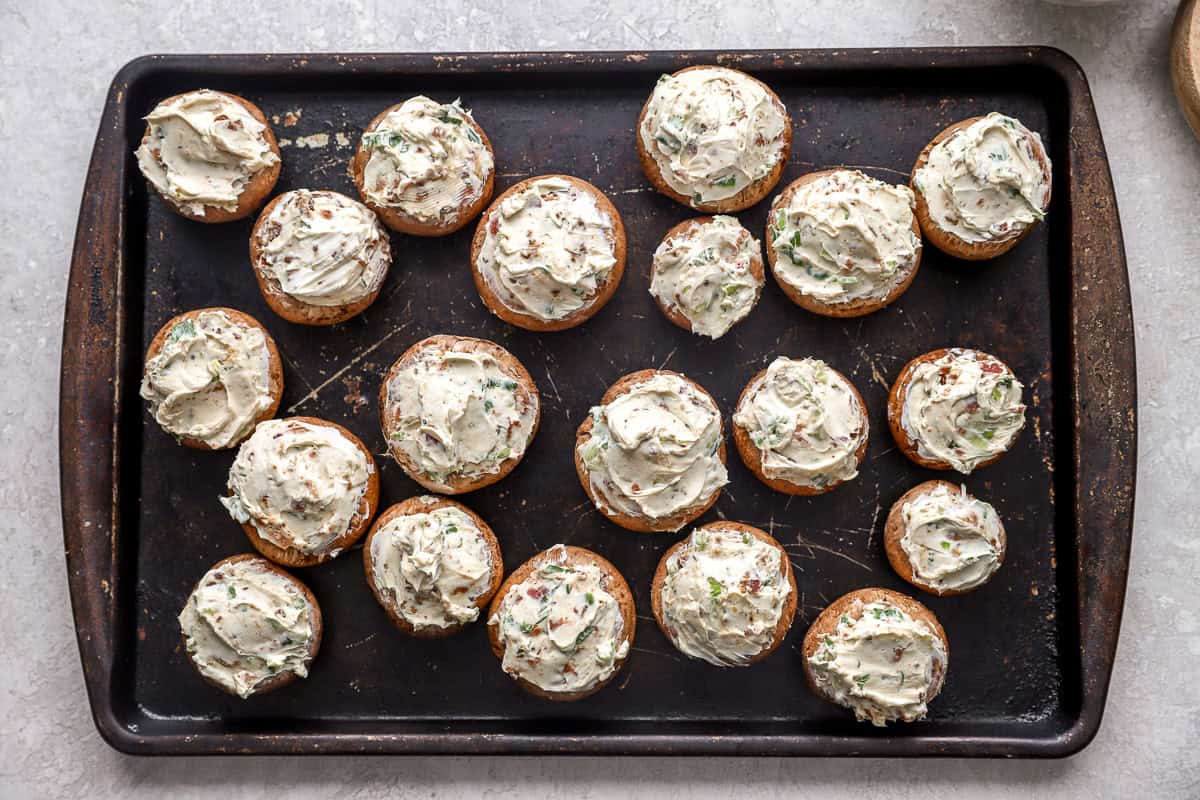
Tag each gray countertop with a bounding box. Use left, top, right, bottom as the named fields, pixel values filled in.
left=3, top=0, right=1197, bottom=796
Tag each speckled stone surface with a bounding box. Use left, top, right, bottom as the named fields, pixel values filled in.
left=2, top=0, right=1198, bottom=796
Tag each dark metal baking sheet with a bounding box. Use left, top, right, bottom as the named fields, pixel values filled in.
left=60, top=48, right=1136, bottom=757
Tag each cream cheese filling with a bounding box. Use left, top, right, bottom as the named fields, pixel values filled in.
left=640, top=67, right=788, bottom=206
left=369, top=501, right=493, bottom=630
left=140, top=310, right=274, bottom=449
left=900, top=349, right=1026, bottom=474
left=807, top=601, right=947, bottom=726
left=661, top=526, right=790, bottom=666
left=134, top=89, right=278, bottom=215
left=476, top=177, right=617, bottom=322
left=770, top=170, right=920, bottom=306
left=221, top=418, right=372, bottom=555
left=912, top=112, right=1051, bottom=243
left=649, top=215, right=762, bottom=339
left=578, top=373, right=728, bottom=527
left=733, top=357, right=867, bottom=490
left=257, top=190, right=390, bottom=307
left=383, top=346, right=539, bottom=490
left=901, top=484, right=1003, bottom=593
left=487, top=545, right=629, bottom=694
left=361, top=96, right=494, bottom=225
left=178, top=558, right=316, bottom=698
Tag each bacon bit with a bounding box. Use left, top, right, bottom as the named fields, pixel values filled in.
left=892, top=647, right=905, bottom=662
left=631, top=483, right=641, bottom=492
left=529, top=625, right=543, bottom=636
left=489, top=217, right=500, bottom=234
left=526, top=586, right=546, bottom=599
left=741, top=578, right=762, bottom=595
left=980, top=362, right=1004, bottom=374
left=966, top=401, right=980, bottom=413
left=563, top=663, right=576, bottom=675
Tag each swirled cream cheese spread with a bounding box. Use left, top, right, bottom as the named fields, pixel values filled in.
left=578, top=373, right=728, bottom=527
left=134, top=90, right=279, bottom=215
left=488, top=545, right=629, bottom=694
left=256, top=190, right=390, bottom=307
left=901, top=484, right=1003, bottom=593
left=360, top=96, right=494, bottom=225
left=221, top=419, right=372, bottom=555
left=650, top=215, right=763, bottom=338
left=807, top=601, right=947, bottom=726
left=770, top=170, right=920, bottom=306
left=384, top=346, right=539, bottom=490
left=178, top=558, right=317, bottom=698
left=476, top=178, right=617, bottom=322
left=912, top=112, right=1051, bottom=243
left=734, top=357, right=867, bottom=490
left=140, top=310, right=274, bottom=448
left=660, top=526, right=790, bottom=666
left=369, top=500, right=494, bottom=630
left=900, top=349, right=1026, bottom=474
left=640, top=67, right=788, bottom=206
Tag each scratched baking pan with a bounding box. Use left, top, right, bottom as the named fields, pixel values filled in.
left=60, top=48, right=1135, bottom=756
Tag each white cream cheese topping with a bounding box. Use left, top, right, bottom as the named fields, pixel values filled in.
left=733, top=357, right=867, bottom=490
left=221, top=418, right=372, bottom=555
left=660, top=526, right=790, bottom=667
left=640, top=67, right=788, bottom=206
left=140, top=310, right=274, bottom=449
left=900, top=349, right=1026, bottom=474
left=256, top=190, right=390, bottom=307
left=770, top=170, right=920, bottom=306
left=807, top=601, right=947, bottom=726
left=178, top=558, right=316, bottom=698
left=912, top=112, right=1051, bottom=243
left=383, top=346, right=539, bottom=490
left=650, top=215, right=763, bottom=339
left=369, top=501, right=494, bottom=630
left=488, top=545, right=629, bottom=694
left=360, top=96, right=494, bottom=225
left=135, top=90, right=279, bottom=215
left=476, top=177, right=618, bottom=322
left=579, top=373, right=728, bottom=528
left=901, top=484, right=1003, bottom=593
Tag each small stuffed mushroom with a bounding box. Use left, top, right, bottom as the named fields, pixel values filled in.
left=487, top=545, right=635, bottom=701
left=178, top=554, right=322, bottom=698
left=220, top=417, right=379, bottom=568
left=379, top=335, right=541, bottom=494
left=765, top=169, right=922, bottom=318
left=351, top=95, right=495, bottom=236
left=651, top=521, right=796, bottom=666
left=884, top=480, right=1006, bottom=596
left=134, top=89, right=281, bottom=222
left=363, top=495, right=504, bottom=638
left=649, top=215, right=764, bottom=339
left=888, top=347, right=1026, bottom=474
left=636, top=65, right=791, bottom=213
left=910, top=112, right=1052, bottom=260
left=732, top=356, right=869, bottom=495
left=802, top=587, right=949, bottom=726
left=249, top=189, right=392, bottom=326
left=575, top=369, right=728, bottom=533
left=471, top=175, right=626, bottom=332
left=140, top=307, right=283, bottom=451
